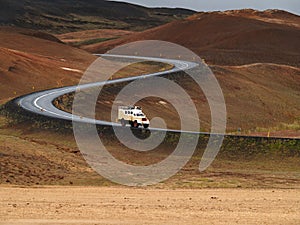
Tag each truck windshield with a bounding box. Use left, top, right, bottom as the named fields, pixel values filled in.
left=137, top=114, right=144, bottom=117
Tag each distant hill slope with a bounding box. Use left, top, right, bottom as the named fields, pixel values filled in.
left=0, top=26, right=96, bottom=103
left=87, top=9, right=300, bottom=68
left=56, top=29, right=136, bottom=47
left=0, top=24, right=298, bottom=135
left=83, top=9, right=300, bottom=133
left=0, top=0, right=195, bottom=33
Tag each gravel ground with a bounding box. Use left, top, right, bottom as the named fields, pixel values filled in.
left=0, top=186, right=299, bottom=225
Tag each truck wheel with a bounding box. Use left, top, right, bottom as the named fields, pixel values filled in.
left=121, top=118, right=126, bottom=127
left=143, top=124, right=149, bottom=129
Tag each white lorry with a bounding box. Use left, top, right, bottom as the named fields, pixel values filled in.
left=117, top=106, right=150, bottom=128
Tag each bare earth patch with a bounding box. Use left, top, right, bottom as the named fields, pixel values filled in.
left=0, top=187, right=299, bottom=225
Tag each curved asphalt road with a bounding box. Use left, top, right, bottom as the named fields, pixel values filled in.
left=14, top=54, right=298, bottom=140
left=16, top=54, right=202, bottom=133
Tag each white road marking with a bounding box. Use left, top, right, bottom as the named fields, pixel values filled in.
left=61, top=67, right=83, bottom=73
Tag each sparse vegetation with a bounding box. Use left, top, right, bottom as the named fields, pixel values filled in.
left=255, top=120, right=300, bottom=132
left=1, top=101, right=299, bottom=188
left=0, top=0, right=195, bottom=33
left=71, top=37, right=119, bottom=47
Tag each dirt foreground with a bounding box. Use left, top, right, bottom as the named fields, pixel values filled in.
left=0, top=186, right=299, bottom=225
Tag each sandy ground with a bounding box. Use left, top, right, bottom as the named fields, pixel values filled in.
left=0, top=186, right=299, bottom=225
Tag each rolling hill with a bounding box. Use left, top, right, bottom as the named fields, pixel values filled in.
left=56, top=29, right=136, bottom=47
left=82, top=9, right=300, bottom=133
left=0, top=9, right=299, bottom=133
left=0, top=26, right=96, bottom=104
left=87, top=9, right=300, bottom=67
left=0, top=0, right=195, bottom=33
left=0, top=8, right=299, bottom=188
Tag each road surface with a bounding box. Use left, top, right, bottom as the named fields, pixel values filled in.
left=16, top=54, right=199, bottom=132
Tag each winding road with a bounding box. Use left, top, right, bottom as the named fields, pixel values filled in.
left=12, top=53, right=298, bottom=177
left=16, top=54, right=202, bottom=133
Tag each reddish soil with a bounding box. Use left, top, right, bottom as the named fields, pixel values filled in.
left=1, top=19, right=299, bottom=134
left=80, top=10, right=300, bottom=134
left=0, top=26, right=96, bottom=103
left=1, top=118, right=299, bottom=188
left=84, top=62, right=299, bottom=133
left=86, top=10, right=300, bottom=67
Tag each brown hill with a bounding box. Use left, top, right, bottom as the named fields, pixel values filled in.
left=56, top=29, right=136, bottom=47
left=82, top=10, right=300, bottom=134
left=86, top=9, right=300, bottom=67
left=0, top=8, right=299, bottom=135
left=0, top=0, right=195, bottom=33
left=0, top=26, right=96, bottom=103
left=91, top=63, right=299, bottom=133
